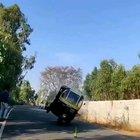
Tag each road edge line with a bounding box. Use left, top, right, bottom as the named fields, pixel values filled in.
left=0, top=107, right=13, bottom=139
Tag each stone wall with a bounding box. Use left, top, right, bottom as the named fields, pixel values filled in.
left=79, top=99, right=140, bottom=132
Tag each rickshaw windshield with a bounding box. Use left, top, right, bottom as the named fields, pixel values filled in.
left=66, top=91, right=80, bottom=105
left=61, top=89, right=83, bottom=106
left=61, top=89, right=69, bottom=98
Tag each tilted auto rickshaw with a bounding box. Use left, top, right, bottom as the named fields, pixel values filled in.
left=45, top=86, right=84, bottom=123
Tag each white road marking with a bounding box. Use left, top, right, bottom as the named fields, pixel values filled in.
left=0, top=107, right=13, bottom=139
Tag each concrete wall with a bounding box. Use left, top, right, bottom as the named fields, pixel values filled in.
left=79, top=99, right=140, bottom=132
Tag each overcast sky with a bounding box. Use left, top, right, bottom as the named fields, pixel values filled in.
left=2, top=0, right=140, bottom=91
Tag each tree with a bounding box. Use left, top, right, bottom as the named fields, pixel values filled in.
left=84, top=74, right=92, bottom=99
left=89, top=67, right=98, bottom=99
left=110, top=65, right=126, bottom=100
left=84, top=59, right=140, bottom=101
left=11, top=86, right=20, bottom=104
left=11, top=80, right=36, bottom=104
left=94, top=60, right=114, bottom=100
left=18, top=80, right=35, bottom=104
left=40, top=66, right=82, bottom=99
left=121, top=65, right=140, bottom=99
left=0, top=4, right=35, bottom=92
left=83, top=67, right=98, bottom=100
left=83, top=60, right=115, bottom=100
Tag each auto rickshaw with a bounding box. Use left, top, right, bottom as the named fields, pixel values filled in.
left=45, top=86, right=84, bottom=123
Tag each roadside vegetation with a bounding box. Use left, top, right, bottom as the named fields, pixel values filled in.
left=84, top=59, right=140, bottom=100
left=0, top=3, right=36, bottom=104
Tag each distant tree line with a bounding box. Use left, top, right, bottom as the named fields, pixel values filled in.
left=84, top=59, right=140, bottom=100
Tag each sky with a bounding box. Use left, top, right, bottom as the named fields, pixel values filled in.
left=2, top=0, right=140, bottom=91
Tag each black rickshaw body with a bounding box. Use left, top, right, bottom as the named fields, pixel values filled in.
left=45, top=86, right=84, bottom=123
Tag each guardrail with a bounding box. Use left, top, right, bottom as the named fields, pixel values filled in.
left=0, top=102, right=11, bottom=120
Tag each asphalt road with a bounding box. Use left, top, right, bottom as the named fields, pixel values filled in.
left=1, top=105, right=140, bottom=140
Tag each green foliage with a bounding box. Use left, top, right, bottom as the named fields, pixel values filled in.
left=12, top=80, right=36, bottom=104
left=19, top=81, right=34, bottom=103
left=95, top=60, right=114, bottom=100
left=12, top=86, right=20, bottom=102
left=84, top=60, right=140, bottom=100
left=110, top=66, right=126, bottom=100
left=121, top=66, right=140, bottom=99
left=0, top=4, right=35, bottom=91
left=84, top=67, right=98, bottom=99
left=84, top=74, right=92, bottom=99
left=0, top=41, right=22, bottom=91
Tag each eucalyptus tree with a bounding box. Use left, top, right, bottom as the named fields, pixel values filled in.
left=0, top=3, right=35, bottom=91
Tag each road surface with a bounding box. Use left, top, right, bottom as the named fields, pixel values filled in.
left=1, top=105, right=140, bottom=140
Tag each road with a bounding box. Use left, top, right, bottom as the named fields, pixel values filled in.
left=1, top=105, right=140, bottom=140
